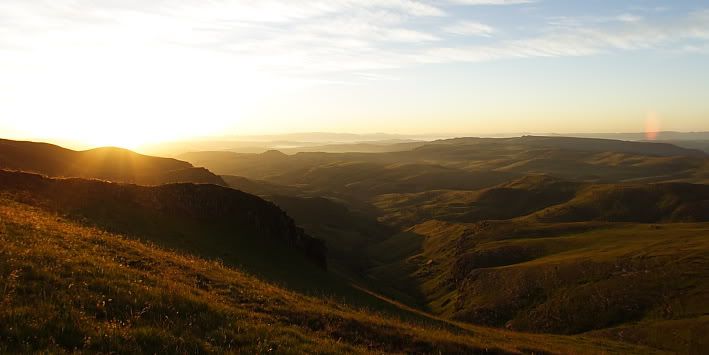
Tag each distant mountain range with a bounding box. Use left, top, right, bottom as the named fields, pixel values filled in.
left=180, top=135, right=709, bottom=198
left=136, top=131, right=709, bottom=156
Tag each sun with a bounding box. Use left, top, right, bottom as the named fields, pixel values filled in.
left=9, top=106, right=203, bottom=150
left=77, top=129, right=163, bottom=150
left=1, top=41, right=274, bottom=151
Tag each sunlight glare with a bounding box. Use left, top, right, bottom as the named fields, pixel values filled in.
left=0, top=22, right=284, bottom=149
left=644, top=111, right=660, bottom=140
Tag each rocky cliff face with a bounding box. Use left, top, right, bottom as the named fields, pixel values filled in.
left=0, top=170, right=326, bottom=269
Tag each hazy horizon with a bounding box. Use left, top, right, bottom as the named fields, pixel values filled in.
left=4, top=129, right=708, bottom=155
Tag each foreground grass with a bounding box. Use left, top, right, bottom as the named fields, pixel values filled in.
left=0, top=199, right=652, bottom=354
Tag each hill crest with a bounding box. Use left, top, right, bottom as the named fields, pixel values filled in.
left=0, top=138, right=226, bottom=186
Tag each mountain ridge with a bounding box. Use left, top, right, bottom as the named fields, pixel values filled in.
left=0, top=138, right=226, bottom=186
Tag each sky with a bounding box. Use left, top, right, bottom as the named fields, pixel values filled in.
left=0, top=0, right=708, bottom=148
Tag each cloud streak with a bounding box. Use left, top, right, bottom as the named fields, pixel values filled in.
left=443, top=21, right=495, bottom=36
left=448, top=0, right=535, bottom=5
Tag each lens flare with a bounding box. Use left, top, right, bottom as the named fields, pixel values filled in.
left=644, top=111, right=660, bottom=140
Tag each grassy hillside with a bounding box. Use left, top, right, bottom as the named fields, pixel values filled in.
left=180, top=136, right=709, bottom=211
left=359, top=178, right=709, bottom=353
left=182, top=149, right=516, bottom=200
left=180, top=139, right=708, bottom=354
left=373, top=177, right=709, bottom=228
left=406, top=138, right=707, bottom=183
left=364, top=219, right=709, bottom=353
left=0, top=170, right=446, bottom=319
left=0, top=138, right=225, bottom=185
left=35, top=135, right=707, bottom=353
left=373, top=175, right=583, bottom=227
left=530, top=183, right=709, bottom=223
left=0, top=198, right=653, bottom=354
left=0, top=170, right=400, bottom=311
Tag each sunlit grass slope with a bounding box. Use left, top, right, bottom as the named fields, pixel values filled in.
left=0, top=199, right=653, bottom=354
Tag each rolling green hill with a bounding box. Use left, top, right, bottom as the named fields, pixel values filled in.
left=180, top=136, right=709, bottom=210
left=373, top=176, right=709, bottom=227
left=364, top=219, right=709, bottom=353
left=362, top=177, right=709, bottom=354
left=531, top=183, right=709, bottom=223
left=373, top=175, right=584, bottom=227
left=182, top=150, right=517, bottom=199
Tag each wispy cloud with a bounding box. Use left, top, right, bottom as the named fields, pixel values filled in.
left=616, top=14, right=643, bottom=23
left=448, top=0, right=536, bottom=5
left=421, top=10, right=709, bottom=65
left=682, top=43, right=709, bottom=54
left=443, top=21, right=495, bottom=36
left=0, top=1, right=707, bottom=78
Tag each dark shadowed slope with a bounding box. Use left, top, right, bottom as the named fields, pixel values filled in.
left=656, top=139, right=709, bottom=154
left=0, top=170, right=325, bottom=271
left=219, top=174, right=395, bottom=287
left=0, top=138, right=225, bottom=185
left=265, top=195, right=393, bottom=275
